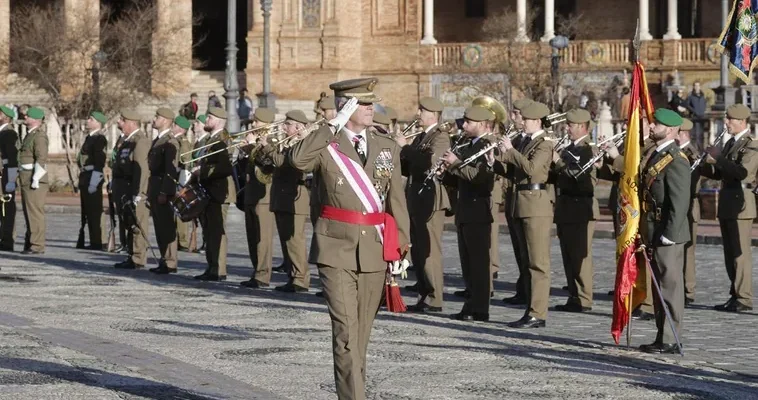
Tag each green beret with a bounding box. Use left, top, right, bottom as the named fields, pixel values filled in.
left=520, top=102, right=550, bottom=120
left=0, top=105, right=15, bottom=119
left=726, top=104, right=751, bottom=120
left=208, top=107, right=227, bottom=119
left=329, top=77, right=381, bottom=103
left=464, top=106, right=495, bottom=122
left=384, top=106, right=398, bottom=120
left=419, top=97, right=444, bottom=113
left=513, top=98, right=534, bottom=111
left=285, top=110, right=310, bottom=124
left=317, top=96, right=336, bottom=110
left=653, top=108, right=683, bottom=127
left=254, top=108, right=276, bottom=124
left=174, top=116, right=191, bottom=130
left=90, top=111, right=107, bottom=124
left=566, top=108, right=591, bottom=124
left=196, top=114, right=207, bottom=123
left=26, top=107, right=45, bottom=120
left=120, top=109, right=141, bottom=122
left=156, top=107, right=175, bottom=120
left=679, top=118, right=693, bottom=131
left=373, top=111, right=391, bottom=126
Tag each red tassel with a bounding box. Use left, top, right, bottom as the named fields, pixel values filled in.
left=384, top=276, right=407, bottom=313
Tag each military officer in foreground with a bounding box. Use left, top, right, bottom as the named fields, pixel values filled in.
left=638, top=108, right=690, bottom=354
left=172, top=115, right=193, bottom=251
left=260, top=110, right=312, bottom=292
left=677, top=118, right=701, bottom=306
left=288, top=78, right=410, bottom=400
left=440, top=105, right=496, bottom=321
left=700, top=103, right=758, bottom=312
left=496, top=101, right=555, bottom=328
left=77, top=111, right=108, bottom=250
left=0, top=106, right=18, bottom=252
left=240, top=108, right=277, bottom=289
left=192, top=107, right=233, bottom=281
left=147, top=108, right=180, bottom=274
left=19, top=107, right=49, bottom=254
left=113, top=110, right=151, bottom=269
left=550, top=109, right=598, bottom=312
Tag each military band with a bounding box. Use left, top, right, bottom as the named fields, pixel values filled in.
left=172, top=115, right=193, bottom=251
left=76, top=111, right=108, bottom=250
left=0, top=106, right=18, bottom=252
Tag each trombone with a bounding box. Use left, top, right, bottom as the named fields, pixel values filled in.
left=181, top=120, right=286, bottom=158
left=270, top=118, right=327, bottom=151
left=398, top=118, right=422, bottom=139
left=570, top=131, right=627, bottom=179
left=545, top=112, right=567, bottom=125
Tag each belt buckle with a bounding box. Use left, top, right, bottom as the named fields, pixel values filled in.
left=655, top=207, right=662, bottom=221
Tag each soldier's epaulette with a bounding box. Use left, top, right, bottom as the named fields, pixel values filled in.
left=651, top=153, right=674, bottom=175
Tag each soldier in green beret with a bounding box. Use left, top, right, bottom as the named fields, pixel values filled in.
left=700, top=103, right=757, bottom=313
left=76, top=111, right=109, bottom=250
left=188, top=114, right=209, bottom=254
left=677, top=117, right=700, bottom=306
left=0, top=106, right=19, bottom=252
left=172, top=115, right=192, bottom=252
left=638, top=108, right=691, bottom=354
left=19, top=107, right=49, bottom=254
left=108, top=115, right=128, bottom=253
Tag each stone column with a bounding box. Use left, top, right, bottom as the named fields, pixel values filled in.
left=0, top=0, right=9, bottom=91
left=516, top=0, right=529, bottom=42
left=60, top=0, right=100, bottom=100
left=639, top=0, right=653, bottom=40
left=421, top=0, right=437, bottom=45
left=540, top=0, right=555, bottom=42
left=151, top=0, right=192, bottom=97
left=663, top=0, right=681, bottom=40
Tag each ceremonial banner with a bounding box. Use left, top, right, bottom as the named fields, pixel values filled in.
left=611, top=62, right=652, bottom=344
left=718, top=0, right=758, bottom=83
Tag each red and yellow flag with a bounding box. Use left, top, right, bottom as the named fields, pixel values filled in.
left=611, top=61, right=653, bottom=344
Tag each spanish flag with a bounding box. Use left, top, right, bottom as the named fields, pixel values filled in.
left=610, top=61, right=653, bottom=344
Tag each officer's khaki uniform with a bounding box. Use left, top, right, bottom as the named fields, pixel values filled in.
left=499, top=130, right=554, bottom=320
left=552, top=136, right=598, bottom=308
left=289, top=126, right=410, bottom=400
left=19, top=125, right=49, bottom=252
left=261, top=145, right=311, bottom=288
left=682, top=142, right=701, bottom=301
left=448, top=136, right=495, bottom=315
left=245, top=154, right=275, bottom=283
left=641, top=141, right=690, bottom=344
left=400, top=123, right=450, bottom=307
left=497, top=133, right=527, bottom=298
left=148, top=130, right=180, bottom=268
left=175, top=133, right=192, bottom=248
left=113, top=130, right=150, bottom=265
left=191, top=133, right=210, bottom=248
left=701, top=130, right=758, bottom=308
left=308, top=171, right=323, bottom=259
left=0, top=124, right=18, bottom=248
left=197, top=130, right=233, bottom=276
left=109, top=134, right=128, bottom=248
left=78, top=130, right=107, bottom=247
left=490, top=167, right=503, bottom=287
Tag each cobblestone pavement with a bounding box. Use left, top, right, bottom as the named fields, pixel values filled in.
left=0, top=211, right=757, bottom=399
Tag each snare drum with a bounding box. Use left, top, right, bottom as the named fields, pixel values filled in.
left=171, top=183, right=209, bottom=222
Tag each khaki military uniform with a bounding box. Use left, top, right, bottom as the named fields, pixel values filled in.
left=288, top=125, right=410, bottom=400
left=191, top=133, right=210, bottom=248
left=400, top=124, right=450, bottom=307
left=196, top=130, right=233, bottom=276
left=700, top=132, right=758, bottom=308
left=109, top=134, right=128, bottom=249
left=499, top=131, right=554, bottom=321
left=77, top=130, right=107, bottom=247
left=682, top=142, right=701, bottom=302
left=245, top=153, right=275, bottom=283
left=308, top=171, right=323, bottom=259
left=0, top=124, right=18, bottom=249
left=490, top=164, right=503, bottom=286
left=175, top=133, right=192, bottom=248
left=261, top=144, right=311, bottom=288
left=148, top=130, right=180, bottom=268
left=448, top=136, right=495, bottom=315
left=112, top=130, right=151, bottom=265
left=640, top=141, right=690, bottom=344
left=19, top=125, right=49, bottom=252
left=551, top=136, right=599, bottom=308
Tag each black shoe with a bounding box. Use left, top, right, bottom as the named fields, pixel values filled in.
left=502, top=295, right=527, bottom=305
left=240, top=279, right=269, bottom=288
left=407, top=303, right=442, bottom=313
left=0, top=244, right=14, bottom=252
left=714, top=297, right=737, bottom=311
left=272, top=264, right=288, bottom=273
left=451, top=311, right=489, bottom=322
left=508, top=315, right=546, bottom=328
left=552, top=303, right=591, bottom=313
left=639, top=342, right=681, bottom=354
left=149, top=262, right=177, bottom=274
left=493, top=272, right=498, bottom=279
left=86, top=244, right=104, bottom=251
left=275, top=282, right=308, bottom=293
left=404, top=283, right=419, bottom=293
left=453, top=289, right=470, bottom=298
left=607, top=290, right=615, bottom=296
left=315, top=290, right=325, bottom=298
left=177, top=245, right=189, bottom=252
left=114, top=259, right=143, bottom=270
left=194, top=273, right=226, bottom=281
left=631, top=308, right=655, bottom=321
left=21, top=249, right=44, bottom=255
left=685, top=298, right=695, bottom=307
left=562, top=285, right=569, bottom=291
left=724, top=301, right=753, bottom=313
left=76, top=242, right=85, bottom=249
left=407, top=264, right=416, bottom=272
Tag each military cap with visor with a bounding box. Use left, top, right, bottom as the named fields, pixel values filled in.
left=156, top=107, right=175, bottom=120
left=520, top=102, right=550, bottom=120
left=513, top=98, right=534, bottom=111
left=254, top=108, right=276, bottom=124
left=120, top=109, right=141, bottom=122
left=726, top=104, right=751, bottom=120
left=285, top=110, right=310, bottom=125
left=329, top=77, right=382, bottom=103
left=464, top=106, right=496, bottom=122
left=373, top=111, right=392, bottom=126
left=317, top=95, right=336, bottom=111
left=419, top=97, right=444, bottom=113
left=566, top=108, right=592, bottom=124
left=679, top=118, right=694, bottom=131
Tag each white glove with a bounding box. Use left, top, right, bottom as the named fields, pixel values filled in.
left=660, top=235, right=675, bottom=246
left=178, top=169, right=191, bottom=186
left=88, top=171, right=103, bottom=194
left=4, top=182, right=15, bottom=193
left=606, top=145, right=620, bottom=159
left=31, top=179, right=39, bottom=190
left=389, top=259, right=411, bottom=280
left=329, top=97, right=359, bottom=132
left=31, top=162, right=46, bottom=190
left=132, top=195, right=142, bottom=205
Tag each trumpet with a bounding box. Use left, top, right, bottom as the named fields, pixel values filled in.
left=269, top=118, right=327, bottom=151
left=399, top=118, right=422, bottom=139
left=545, top=112, right=567, bottom=125
left=457, top=124, right=516, bottom=169
left=569, top=131, right=628, bottom=179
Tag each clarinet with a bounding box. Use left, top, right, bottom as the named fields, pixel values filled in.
left=457, top=125, right=516, bottom=168
left=417, top=133, right=470, bottom=194
left=690, top=128, right=727, bottom=172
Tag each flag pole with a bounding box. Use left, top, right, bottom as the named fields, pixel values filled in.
left=638, top=244, right=685, bottom=356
